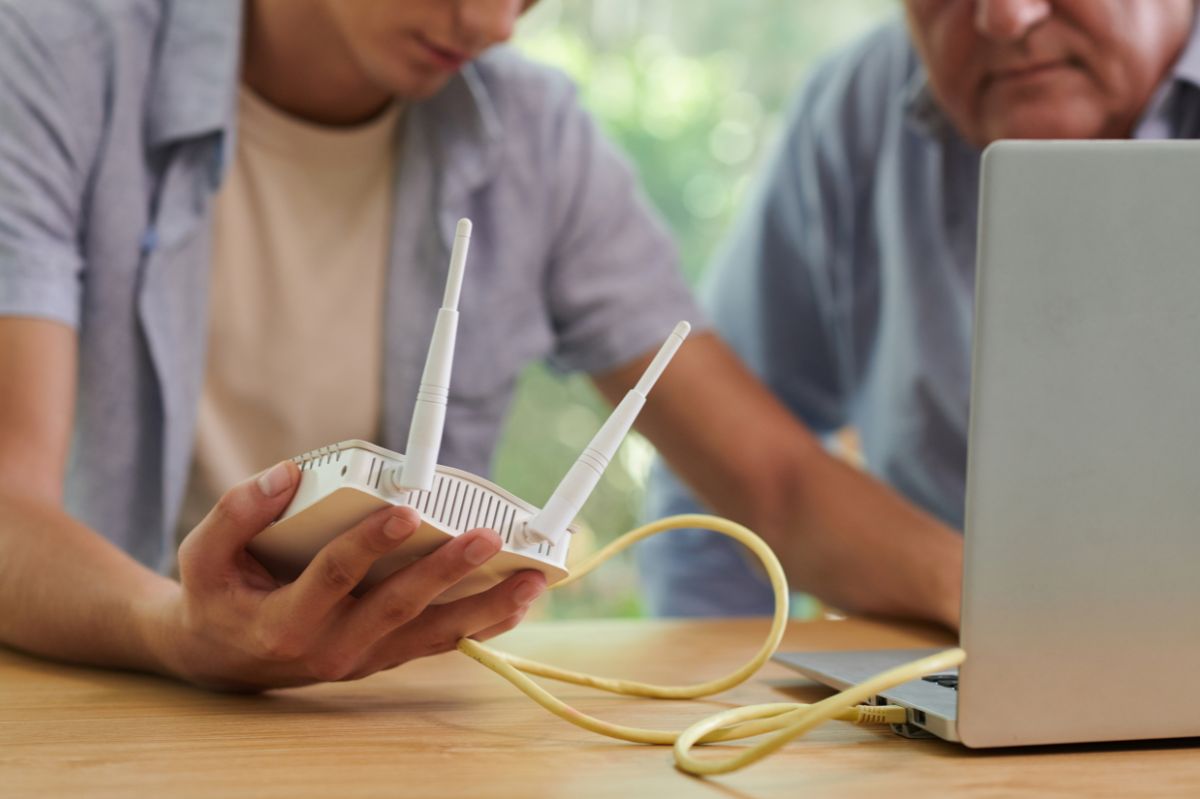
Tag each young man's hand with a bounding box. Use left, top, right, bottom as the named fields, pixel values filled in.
left=151, top=461, right=545, bottom=691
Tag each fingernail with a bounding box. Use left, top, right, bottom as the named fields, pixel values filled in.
left=256, top=462, right=293, bottom=497
left=464, top=535, right=500, bottom=566
left=384, top=515, right=413, bottom=540
left=513, top=578, right=544, bottom=606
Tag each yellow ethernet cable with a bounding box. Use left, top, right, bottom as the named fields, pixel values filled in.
left=457, top=513, right=966, bottom=777
left=254, top=234, right=961, bottom=777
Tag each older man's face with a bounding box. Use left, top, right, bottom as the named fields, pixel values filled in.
left=904, top=0, right=1195, bottom=147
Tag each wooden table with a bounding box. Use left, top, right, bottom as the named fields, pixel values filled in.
left=2, top=617, right=1197, bottom=798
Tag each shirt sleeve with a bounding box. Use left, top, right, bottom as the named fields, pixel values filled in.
left=700, top=59, right=865, bottom=435
left=0, top=6, right=88, bottom=327
left=538, top=78, right=706, bottom=376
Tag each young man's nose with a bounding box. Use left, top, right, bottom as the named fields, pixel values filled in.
left=974, top=0, right=1052, bottom=43
left=454, top=0, right=519, bottom=51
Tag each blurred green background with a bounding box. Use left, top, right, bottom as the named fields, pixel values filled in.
left=493, top=0, right=894, bottom=619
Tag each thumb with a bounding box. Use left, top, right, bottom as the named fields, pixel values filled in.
left=186, top=460, right=301, bottom=571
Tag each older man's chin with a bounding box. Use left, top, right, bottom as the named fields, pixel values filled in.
left=975, top=96, right=1122, bottom=146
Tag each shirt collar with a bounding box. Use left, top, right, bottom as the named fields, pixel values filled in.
left=145, top=0, right=243, bottom=148
left=902, top=66, right=953, bottom=141
left=409, top=50, right=506, bottom=245
left=1170, top=12, right=1200, bottom=91
left=414, top=52, right=506, bottom=194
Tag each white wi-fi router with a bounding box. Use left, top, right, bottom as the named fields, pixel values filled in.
left=249, top=219, right=690, bottom=603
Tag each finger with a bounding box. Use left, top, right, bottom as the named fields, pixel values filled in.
left=180, top=460, right=301, bottom=580
left=341, top=527, right=504, bottom=647
left=470, top=607, right=531, bottom=643
left=352, top=606, right=534, bottom=680
left=418, top=569, right=545, bottom=643
left=369, top=570, right=546, bottom=662
left=277, top=505, right=421, bottom=622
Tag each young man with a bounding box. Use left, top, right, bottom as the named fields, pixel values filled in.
left=0, top=0, right=962, bottom=690
left=642, top=0, right=1200, bottom=616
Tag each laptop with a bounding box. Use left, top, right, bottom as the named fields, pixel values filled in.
left=776, top=141, right=1200, bottom=748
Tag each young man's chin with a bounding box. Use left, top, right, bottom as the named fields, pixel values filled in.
left=374, top=69, right=459, bottom=103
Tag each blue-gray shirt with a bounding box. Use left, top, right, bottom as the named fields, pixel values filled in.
left=641, top=17, right=1200, bottom=616
left=0, top=0, right=700, bottom=572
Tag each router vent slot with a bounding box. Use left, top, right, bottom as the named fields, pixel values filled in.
left=434, top=477, right=450, bottom=520
left=450, top=482, right=465, bottom=531
left=482, top=494, right=497, bottom=531
left=463, top=486, right=484, bottom=532
left=500, top=505, right=513, bottom=544
left=295, top=444, right=344, bottom=472
left=458, top=484, right=472, bottom=530
left=415, top=479, right=432, bottom=514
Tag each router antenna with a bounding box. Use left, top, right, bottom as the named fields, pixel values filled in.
left=524, top=321, right=691, bottom=546
left=396, top=218, right=472, bottom=492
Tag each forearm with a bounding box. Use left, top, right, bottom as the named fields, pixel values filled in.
left=719, top=445, right=963, bottom=629
left=0, top=490, right=178, bottom=672
left=595, top=334, right=962, bottom=629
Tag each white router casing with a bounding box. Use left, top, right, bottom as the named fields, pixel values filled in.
left=248, top=440, right=574, bottom=604
left=246, top=218, right=687, bottom=606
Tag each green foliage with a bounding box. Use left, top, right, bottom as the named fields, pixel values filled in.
left=494, top=0, right=894, bottom=619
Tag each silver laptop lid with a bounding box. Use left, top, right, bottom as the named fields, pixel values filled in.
left=959, top=140, right=1200, bottom=747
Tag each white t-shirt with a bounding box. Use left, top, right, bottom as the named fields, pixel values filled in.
left=178, top=86, right=403, bottom=538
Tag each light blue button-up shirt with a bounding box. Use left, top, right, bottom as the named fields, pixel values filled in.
left=0, top=0, right=700, bottom=572
left=641, top=17, right=1200, bottom=616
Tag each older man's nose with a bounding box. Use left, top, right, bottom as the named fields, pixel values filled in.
left=974, top=0, right=1052, bottom=42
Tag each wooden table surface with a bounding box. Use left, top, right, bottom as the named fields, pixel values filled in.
left=2, top=616, right=1197, bottom=798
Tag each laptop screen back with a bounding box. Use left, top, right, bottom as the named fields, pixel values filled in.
left=959, top=141, right=1200, bottom=747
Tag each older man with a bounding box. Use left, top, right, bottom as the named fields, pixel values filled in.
left=641, top=0, right=1200, bottom=617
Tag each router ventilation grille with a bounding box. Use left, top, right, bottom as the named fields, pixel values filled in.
left=410, top=472, right=554, bottom=555
left=292, top=444, right=555, bottom=558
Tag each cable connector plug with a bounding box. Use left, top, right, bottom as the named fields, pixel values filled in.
left=850, top=704, right=909, bottom=725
